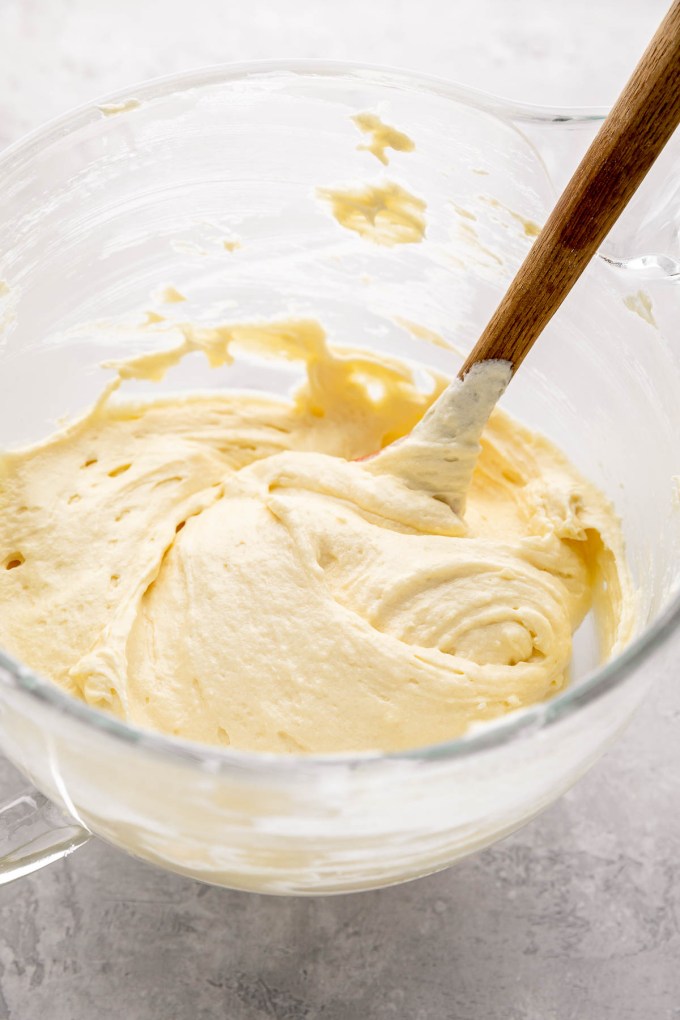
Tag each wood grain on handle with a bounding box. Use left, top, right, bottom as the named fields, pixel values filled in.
left=459, top=0, right=680, bottom=380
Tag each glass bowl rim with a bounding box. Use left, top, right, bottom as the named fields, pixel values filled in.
left=1, top=57, right=671, bottom=777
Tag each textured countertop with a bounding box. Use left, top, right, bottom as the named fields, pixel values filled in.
left=0, top=1, right=678, bottom=1017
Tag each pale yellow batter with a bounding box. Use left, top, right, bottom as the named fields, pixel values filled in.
left=317, top=181, right=427, bottom=245
left=351, top=112, right=415, bottom=165
left=0, top=319, right=633, bottom=753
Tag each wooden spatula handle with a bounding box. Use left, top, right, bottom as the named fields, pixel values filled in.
left=458, top=0, right=680, bottom=380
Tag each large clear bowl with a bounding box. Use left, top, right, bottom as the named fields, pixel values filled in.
left=0, top=62, right=679, bottom=894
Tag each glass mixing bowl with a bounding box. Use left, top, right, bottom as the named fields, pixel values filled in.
left=1, top=62, right=679, bottom=894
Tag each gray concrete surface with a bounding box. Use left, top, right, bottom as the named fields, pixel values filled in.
left=2, top=672, right=680, bottom=1020
left=1, top=1, right=678, bottom=1017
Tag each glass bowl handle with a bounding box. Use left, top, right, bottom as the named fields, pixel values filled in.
left=0, top=783, right=90, bottom=884
left=517, top=113, right=680, bottom=278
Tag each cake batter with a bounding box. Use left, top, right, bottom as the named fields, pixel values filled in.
left=0, top=319, right=633, bottom=753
